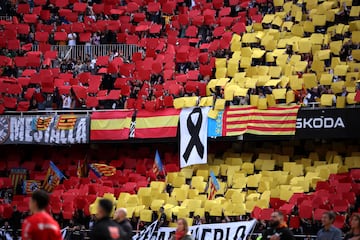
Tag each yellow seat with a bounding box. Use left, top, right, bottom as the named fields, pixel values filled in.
left=194, top=208, right=205, bottom=218
left=178, top=208, right=190, bottom=218
left=225, top=157, right=243, bottom=165
left=197, top=169, right=209, bottom=179
left=232, top=173, right=247, bottom=189
left=247, top=174, right=261, bottom=188
left=173, top=176, right=186, bottom=188
left=180, top=169, right=194, bottom=179
left=241, top=153, right=254, bottom=162
left=290, top=164, right=304, bottom=177
left=188, top=189, right=199, bottom=199
left=245, top=201, right=256, bottom=213
left=137, top=187, right=151, bottom=197
left=242, top=162, right=254, bottom=174
left=150, top=199, right=165, bottom=211
left=283, top=162, right=296, bottom=172
left=172, top=188, right=188, bottom=201
left=140, top=196, right=152, bottom=208
left=140, top=209, right=152, bottom=222
left=209, top=165, right=220, bottom=176
left=231, top=191, right=245, bottom=203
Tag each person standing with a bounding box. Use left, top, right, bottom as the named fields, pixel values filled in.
left=171, top=218, right=193, bottom=240
left=114, top=208, right=133, bottom=240
left=317, top=211, right=342, bottom=240
left=261, top=211, right=295, bottom=240
left=90, top=199, right=125, bottom=240
left=21, top=190, right=62, bottom=240
left=344, top=214, right=360, bottom=240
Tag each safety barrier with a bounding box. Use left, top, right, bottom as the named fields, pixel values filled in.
left=32, top=44, right=142, bottom=61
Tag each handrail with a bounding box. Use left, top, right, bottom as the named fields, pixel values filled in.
left=3, top=105, right=360, bottom=116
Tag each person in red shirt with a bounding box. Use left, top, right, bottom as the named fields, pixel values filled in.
left=22, top=190, right=62, bottom=240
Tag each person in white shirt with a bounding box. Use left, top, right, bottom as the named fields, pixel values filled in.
left=62, top=94, right=72, bottom=109
left=67, top=32, right=77, bottom=46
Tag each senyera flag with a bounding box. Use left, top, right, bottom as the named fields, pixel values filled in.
left=43, top=161, right=65, bottom=193
left=134, top=108, right=180, bottom=138
left=208, top=170, right=220, bottom=200
left=9, top=168, right=27, bottom=192
left=23, top=180, right=41, bottom=194
left=91, top=110, right=134, bottom=140
left=89, top=163, right=116, bottom=178
left=223, top=105, right=300, bottom=136
left=152, top=150, right=164, bottom=178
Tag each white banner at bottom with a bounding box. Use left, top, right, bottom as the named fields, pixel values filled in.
left=133, top=220, right=257, bottom=240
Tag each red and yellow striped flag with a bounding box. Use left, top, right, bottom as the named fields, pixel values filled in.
left=36, top=117, right=52, bottom=131
left=91, top=111, right=134, bottom=140
left=10, top=168, right=27, bottom=191
left=57, top=115, right=77, bottom=130
left=223, top=105, right=300, bottom=136
left=134, top=109, right=180, bottom=138
left=43, top=161, right=65, bottom=193
left=89, top=163, right=116, bottom=178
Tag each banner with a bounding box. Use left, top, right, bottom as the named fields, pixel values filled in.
left=223, top=105, right=299, bottom=136
left=0, top=115, right=89, bottom=144
left=295, top=108, right=360, bottom=139
left=134, top=109, right=180, bottom=138
left=133, top=220, right=257, bottom=240
left=180, top=107, right=210, bottom=168
left=132, top=221, right=158, bottom=240
left=91, top=111, right=134, bottom=141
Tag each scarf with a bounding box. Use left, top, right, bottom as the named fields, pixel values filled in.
left=175, top=230, right=186, bottom=240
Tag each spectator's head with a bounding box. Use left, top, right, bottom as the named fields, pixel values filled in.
left=269, top=211, right=285, bottom=228
left=350, top=213, right=360, bottom=231
left=321, top=211, right=336, bottom=228
left=30, top=190, right=49, bottom=213
left=114, top=208, right=127, bottom=222
left=160, top=207, right=164, bottom=213
left=97, top=199, right=113, bottom=220
left=176, top=218, right=189, bottom=233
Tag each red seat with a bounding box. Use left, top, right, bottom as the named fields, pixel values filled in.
left=334, top=215, right=346, bottom=229
left=314, top=209, right=327, bottom=221
left=289, top=216, right=300, bottom=229
left=259, top=208, right=274, bottom=221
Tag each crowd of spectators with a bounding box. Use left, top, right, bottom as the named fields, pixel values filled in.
left=0, top=0, right=359, bottom=113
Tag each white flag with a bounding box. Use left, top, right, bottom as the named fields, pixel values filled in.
left=180, top=107, right=210, bottom=168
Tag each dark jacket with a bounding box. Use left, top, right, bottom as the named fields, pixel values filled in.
left=262, top=225, right=295, bottom=240
left=171, top=234, right=193, bottom=240
left=117, top=219, right=133, bottom=240
left=90, top=217, right=125, bottom=240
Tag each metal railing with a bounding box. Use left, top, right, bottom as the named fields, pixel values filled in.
left=32, top=44, right=142, bottom=61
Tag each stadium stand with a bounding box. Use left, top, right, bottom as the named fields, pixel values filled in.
left=0, top=0, right=359, bottom=113
left=0, top=140, right=360, bottom=238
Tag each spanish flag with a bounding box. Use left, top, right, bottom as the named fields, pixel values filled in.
left=43, top=161, right=65, bottom=192
left=134, top=109, right=180, bottom=138
left=89, top=163, right=116, bottom=178
left=57, top=115, right=77, bottom=130
left=223, top=105, right=300, bottom=136
left=91, top=111, right=134, bottom=140
left=23, top=180, right=41, bottom=194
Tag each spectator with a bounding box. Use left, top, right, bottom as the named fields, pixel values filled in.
left=62, top=93, right=72, bottom=110
left=344, top=213, right=360, bottom=240
left=317, top=211, right=342, bottom=240
left=158, top=207, right=168, bottom=227
left=90, top=199, right=125, bottom=240
left=68, top=31, right=77, bottom=46
left=21, top=190, right=62, bottom=240
left=261, top=211, right=295, bottom=240
left=170, top=218, right=193, bottom=240
left=114, top=208, right=133, bottom=240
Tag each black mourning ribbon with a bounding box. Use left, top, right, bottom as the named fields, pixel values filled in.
left=183, top=108, right=204, bottom=163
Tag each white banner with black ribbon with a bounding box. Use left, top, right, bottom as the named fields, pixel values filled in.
left=180, top=107, right=210, bottom=168
left=133, top=220, right=257, bottom=240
